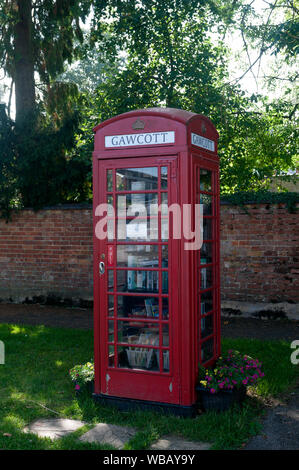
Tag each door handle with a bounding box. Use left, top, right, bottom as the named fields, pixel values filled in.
left=99, top=261, right=105, bottom=275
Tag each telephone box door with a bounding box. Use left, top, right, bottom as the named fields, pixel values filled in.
left=193, top=156, right=221, bottom=367
left=95, top=156, right=180, bottom=404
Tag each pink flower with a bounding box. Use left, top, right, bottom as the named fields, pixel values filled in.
left=210, top=388, right=216, bottom=394
left=75, top=384, right=80, bottom=390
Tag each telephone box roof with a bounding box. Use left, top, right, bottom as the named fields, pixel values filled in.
left=93, top=107, right=219, bottom=137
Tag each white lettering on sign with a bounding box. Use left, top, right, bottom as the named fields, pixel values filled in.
left=105, top=131, right=175, bottom=148
left=191, top=132, right=215, bottom=152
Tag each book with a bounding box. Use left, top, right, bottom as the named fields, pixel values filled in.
left=152, top=304, right=159, bottom=318
left=144, top=299, right=153, bottom=317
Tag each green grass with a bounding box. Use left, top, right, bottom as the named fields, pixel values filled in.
left=0, top=323, right=298, bottom=450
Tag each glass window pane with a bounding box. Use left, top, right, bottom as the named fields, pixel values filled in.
left=203, top=218, right=212, bottom=240
left=200, top=194, right=212, bottom=215
left=160, top=193, right=169, bottom=241
left=117, top=270, right=159, bottom=293
left=108, top=320, right=114, bottom=342
left=117, top=321, right=159, bottom=345
left=163, top=350, right=170, bottom=372
left=162, top=324, right=169, bottom=346
left=116, top=167, right=158, bottom=191
left=117, top=295, right=159, bottom=319
left=161, top=217, right=168, bottom=241
left=200, top=291, right=213, bottom=314
left=117, top=245, right=159, bottom=268
left=161, top=167, right=168, bottom=189
left=162, top=297, right=169, bottom=320
left=162, top=245, right=168, bottom=267
left=108, top=295, right=114, bottom=317
left=117, top=193, right=158, bottom=215
left=162, top=272, right=168, bottom=293
left=107, top=169, right=113, bottom=191
left=108, top=270, right=114, bottom=291
left=108, top=345, right=115, bottom=367
left=117, top=345, right=159, bottom=371
left=107, top=195, right=114, bottom=215
left=200, top=169, right=212, bottom=192
left=107, top=219, right=114, bottom=240
left=161, top=193, right=168, bottom=213
left=200, top=314, right=213, bottom=339
left=201, top=266, right=213, bottom=289
left=117, top=218, right=158, bottom=241
left=201, top=338, right=214, bottom=363
left=200, top=242, right=213, bottom=264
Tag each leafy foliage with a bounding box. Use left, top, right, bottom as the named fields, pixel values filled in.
left=0, top=0, right=297, bottom=214
left=0, top=107, right=91, bottom=218
left=0, top=1, right=95, bottom=217
left=0, top=105, right=19, bottom=220
left=81, top=1, right=298, bottom=193
left=240, top=0, right=299, bottom=59
left=221, top=190, right=299, bottom=213
left=198, top=350, right=265, bottom=394
left=0, top=0, right=93, bottom=117
left=69, top=361, right=94, bottom=390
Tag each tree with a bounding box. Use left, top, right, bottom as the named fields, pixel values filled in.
left=0, top=1, right=97, bottom=216
left=0, top=103, right=18, bottom=220
left=0, top=0, right=92, bottom=125
left=79, top=0, right=297, bottom=192
left=0, top=0, right=297, bottom=216
left=242, top=0, right=299, bottom=58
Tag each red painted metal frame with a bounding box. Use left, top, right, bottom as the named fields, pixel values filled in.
left=93, top=108, right=220, bottom=409
left=96, top=156, right=180, bottom=404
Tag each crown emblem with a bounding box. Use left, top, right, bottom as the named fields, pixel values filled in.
left=132, top=119, right=145, bottom=130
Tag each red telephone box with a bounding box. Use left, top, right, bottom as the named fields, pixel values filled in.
left=92, top=108, right=220, bottom=416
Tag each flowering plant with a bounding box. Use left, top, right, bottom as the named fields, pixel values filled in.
left=69, top=361, right=94, bottom=391
left=198, top=350, right=264, bottom=394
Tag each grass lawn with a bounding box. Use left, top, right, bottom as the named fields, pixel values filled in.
left=0, top=323, right=298, bottom=450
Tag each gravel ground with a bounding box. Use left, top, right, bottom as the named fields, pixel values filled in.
left=221, top=316, right=299, bottom=342
left=245, top=385, right=299, bottom=450
left=0, top=303, right=93, bottom=329
left=0, top=302, right=298, bottom=450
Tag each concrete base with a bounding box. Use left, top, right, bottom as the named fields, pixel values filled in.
left=93, top=393, right=197, bottom=417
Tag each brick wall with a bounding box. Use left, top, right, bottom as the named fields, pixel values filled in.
left=220, top=202, right=299, bottom=303
left=0, top=206, right=93, bottom=303
left=0, top=203, right=298, bottom=304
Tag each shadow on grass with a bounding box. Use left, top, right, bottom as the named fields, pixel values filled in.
left=74, top=388, right=264, bottom=450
